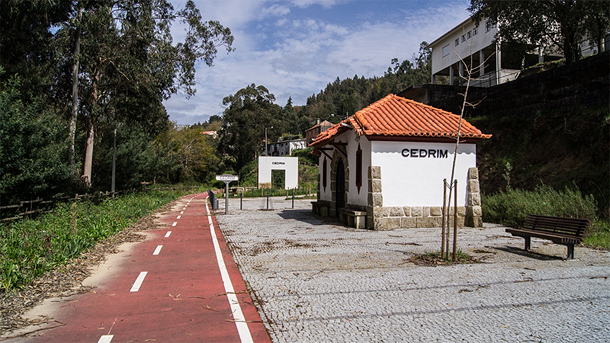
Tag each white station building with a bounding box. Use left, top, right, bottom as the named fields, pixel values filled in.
left=309, top=94, right=491, bottom=230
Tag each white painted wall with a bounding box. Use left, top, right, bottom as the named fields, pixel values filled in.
left=318, top=154, right=332, bottom=202
left=431, top=18, right=497, bottom=76
left=258, top=156, right=299, bottom=190
left=371, top=141, right=476, bottom=207
left=345, top=130, right=370, bottom=207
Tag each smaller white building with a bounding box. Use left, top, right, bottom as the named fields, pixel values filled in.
left=310, top=94, right=491, bottom=230
left=258, top=156, right=299, bottom=190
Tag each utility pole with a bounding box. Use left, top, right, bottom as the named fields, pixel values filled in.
left=111, top=127, right=117, bottom=195
left=265, top=126, right=273, bottom=156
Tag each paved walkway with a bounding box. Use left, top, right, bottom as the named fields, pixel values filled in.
left=12, top=193, right=270, bottom=343
left=216, top=197, right=610, bottom=343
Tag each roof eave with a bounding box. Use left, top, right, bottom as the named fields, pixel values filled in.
left=366, top=134, right=491, bottom=143
left=429, top=15, right=477, bottom=47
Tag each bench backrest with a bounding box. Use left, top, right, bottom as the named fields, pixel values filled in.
left=523, top=214, right=590, bottom=237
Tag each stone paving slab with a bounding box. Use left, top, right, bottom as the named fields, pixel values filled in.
left=215, top=197, right=610, bottom=343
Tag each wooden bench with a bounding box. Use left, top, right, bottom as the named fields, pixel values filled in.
left=506, top=214, right=590, bottom=259
left=339, top=208, right=367, bottom=229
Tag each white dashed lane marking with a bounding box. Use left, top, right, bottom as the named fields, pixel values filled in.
left=130, top=272, right=148, bottom=292
left=165, top=231, right=171, bottom=238
left=153, top=245, right=163, bottom=256
left=98, top=335, right=113, bottom=343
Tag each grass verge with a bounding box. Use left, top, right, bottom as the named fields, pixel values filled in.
left=583, top=219, right=610, bottom=250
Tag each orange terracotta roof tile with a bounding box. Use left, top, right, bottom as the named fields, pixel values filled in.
left=309, top=94, right=491, bottom=147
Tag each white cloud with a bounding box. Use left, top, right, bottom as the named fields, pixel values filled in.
left=186, top=0, right=270, bottom=30
left=164, top=0, right=472, bottom=124
left=290, top=0, right=348, bottom=9
left=261, top=4, right=291, bottom=18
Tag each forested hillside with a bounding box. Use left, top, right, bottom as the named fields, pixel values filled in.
left=470, top=52, right=610, bottom=217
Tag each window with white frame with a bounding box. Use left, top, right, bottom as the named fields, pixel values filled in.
left=486, top=20, right=494, bottom=32
left=442, top=44, right=450, bottom=57
left=455, top=38, right=459, bottom=46
left=461, top=34, right=466, bottom=42
left=467, top=30, right=472, bottom=39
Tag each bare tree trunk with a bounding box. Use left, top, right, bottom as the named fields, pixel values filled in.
left=83, top=120, right=95, bottom=187
left=442, top=39, right=488, bottom=259
left=82, top=65, right=100, bottom=187
left=69, top=6, right=83, bottom=168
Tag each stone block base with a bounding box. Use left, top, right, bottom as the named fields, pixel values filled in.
left=368, top=206, right=472, bottom=230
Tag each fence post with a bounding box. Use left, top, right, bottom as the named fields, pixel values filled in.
left=441, top=179, right=447, bottom=259
left=453, top=180, right=458, bottom=262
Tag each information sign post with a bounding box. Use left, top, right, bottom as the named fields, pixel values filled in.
left=215, top=174, right=239, bottom=214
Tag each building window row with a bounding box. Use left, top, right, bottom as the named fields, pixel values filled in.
left=455, top=26, right=478, bottom=48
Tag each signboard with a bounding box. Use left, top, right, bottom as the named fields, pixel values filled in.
left=215, top=174, right=238, bottom=214
left=401, top=148, right=448, bottom=159
left=216, top=174, right=239, bottom=182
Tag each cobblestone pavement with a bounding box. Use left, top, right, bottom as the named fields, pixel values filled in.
left=215, top=197, right=610, bottom=343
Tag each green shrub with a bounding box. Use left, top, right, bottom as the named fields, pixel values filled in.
left=584, top=219, right=610, bottom=250
left=291, top=147, right=318, bottom=165
left=482, top=185, right=597, bottom=228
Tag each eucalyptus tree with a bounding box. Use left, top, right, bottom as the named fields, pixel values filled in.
left=60, top=0, right=234, bottom=186
left=469, top=0, right=610, bottom=63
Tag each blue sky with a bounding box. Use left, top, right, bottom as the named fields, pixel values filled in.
left=165, top=0, right=472, bottom=125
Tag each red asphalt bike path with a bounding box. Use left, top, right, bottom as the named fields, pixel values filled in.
left=23, top=193, right=271, bottom=343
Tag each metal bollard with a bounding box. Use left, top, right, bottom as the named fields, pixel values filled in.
left=208, top=190, right=219, bottom=210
